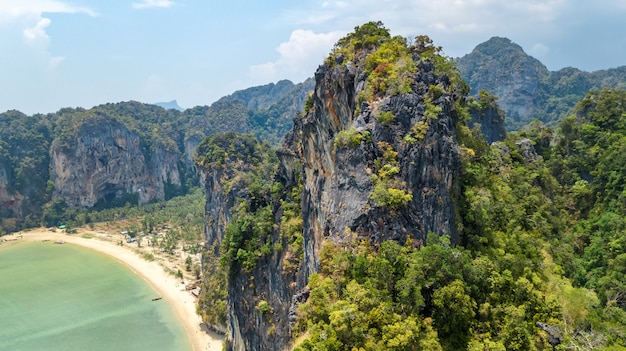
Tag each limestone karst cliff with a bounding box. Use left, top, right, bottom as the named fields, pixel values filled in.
left=50, top=113, right=182, bottom=207
left=0, top=110, right=51, bottom=230
left=0, top=159, right=23, bottom=220
left=467, top=90, right=507, bottom=144
left=0, top=79, right=311, bottom=232
left=196, top=23, right=468, bottom=350
left=457, top=37, right=547, bottom=129
left=457, top=36, right=626, bottom=130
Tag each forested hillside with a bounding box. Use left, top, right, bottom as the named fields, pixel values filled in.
left=290, top=31, right=626, bottom=351
left=194, top=23, right=626, bottom=350
left=0, top=80, right=311, bottom=234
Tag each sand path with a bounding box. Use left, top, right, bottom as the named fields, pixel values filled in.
left=4, top=228, right=224, bottom=351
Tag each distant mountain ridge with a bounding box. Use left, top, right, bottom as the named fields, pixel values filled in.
left=222, top=79, right=300, bottom=110
left=154, top=100, right=184, bottom=111
left=0, top=79, right=313, bottom=232
left=457, top=36, right=626, bottom=130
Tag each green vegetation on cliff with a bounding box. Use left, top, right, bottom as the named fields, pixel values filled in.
left=0, top=111, right=52, bottom=230
left=196, top=133, right=279, bottom=274
left=194, top=132, right=305, bottom=330
left=294, top=87, right=626, bottom=349
left=288, top=25, right=626, bottom=351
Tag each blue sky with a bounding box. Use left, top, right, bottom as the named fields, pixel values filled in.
left=1, top=0, right=626, bottom=115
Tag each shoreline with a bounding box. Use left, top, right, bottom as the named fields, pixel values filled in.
left=2, top=228, right=224, bottom=351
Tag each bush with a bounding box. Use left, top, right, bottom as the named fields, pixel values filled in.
left=257, top=300, right=272, bottom=317
left=411, top=121, right=430, bottom=141
left=378, top=111, right=396, bottom=124
left=371, top=181, right=413, bottom=209
left=334, top=128, right=365, bottom=148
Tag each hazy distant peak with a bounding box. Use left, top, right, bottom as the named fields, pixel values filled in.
left=154, top=100, right=184, bottom=111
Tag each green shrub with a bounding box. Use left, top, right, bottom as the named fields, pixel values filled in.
left=334, top=128, right=364, bottom=148
left=378, top=111, right=396, bottom=124
left=303, top=93, right=314, bottom=114
left=371, top=181, right=413, bottom=209
left=425, top=99, right=442, bottom=120
left=428, top=84, right=445, bottom=99
left=411, top=121, right=430, bottom=141
left=257, top=300, right=272, bottom=316
left=369, top=142, right=412, bottom=210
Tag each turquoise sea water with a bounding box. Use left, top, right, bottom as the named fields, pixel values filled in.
left=0, top=241, right=192, bottom=351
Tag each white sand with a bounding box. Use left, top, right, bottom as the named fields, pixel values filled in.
left=10, top=228, right=224, bottom=351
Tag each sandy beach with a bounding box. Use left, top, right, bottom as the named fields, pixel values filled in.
left=3, top=228, right=224, bottom=351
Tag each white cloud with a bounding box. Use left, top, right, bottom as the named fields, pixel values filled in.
left=0, top=0, right=96, bottom=20
left=23, top=17, right=51, bottom=42
left=0, top=1, right=95, bottom=70
left=48, top=55, right=65, bottom=69
left=132, top=0, right=176, bottom=9
left=250, top=29, right=344, bottom=82
left=277, top=0, right=575, bottom=59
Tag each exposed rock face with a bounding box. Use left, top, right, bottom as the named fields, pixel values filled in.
left=200, top=38, right=464, bottom=350
left=468, top=97, right=507, bottom=144
left=298, top=56, right=462, bottom=284
left=196, top=157, right=246, bottom=250
left=458, top=36, right=626, bottom=130
left=51, top=115, right=181, bottom=207
left=515, top=138, right=541, bottom=163
left=0, top=161, right=22, bottom=220
left=536, top=322, right=563, bottom=347
left=195, top=133, right=294, bottom=348
left=457, top=37, right=548, bottom=128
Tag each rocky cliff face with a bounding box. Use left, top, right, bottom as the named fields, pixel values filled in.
left=1, top=80, right=312, bottom=232
left=467, top=92, right=507, bottom=144
left=457, top=37, right=548, bottom=129
left=0, top=160, right=22, bottom=220
left=297, top=53, right=462, bottom=290
left=198, top=27, right=465, bottom=350
left=457, top=37, right=626, bottom=130
left=51, top=114, right=181, bottom=207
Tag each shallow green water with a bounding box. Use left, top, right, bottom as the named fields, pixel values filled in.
left=0, top=241, right=192, bottom=351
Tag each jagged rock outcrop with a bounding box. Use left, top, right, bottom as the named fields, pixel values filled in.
left=195, top=133, right=290, bottom=346
left=468, top=93, right=506, bottom=144
left=51, top=114, right=181, bottom=207
left=196, top=135, right=257, bottom=249
left=536, top=322, right=563, bottom=347
left=296, top=54, right=462, bottom=288
left=457, top=37, right=547, bottom=128
left=515, top=138, right=541, bottom=163
left=199, top=25, right=465, bottom=351
left=457, top=36, right=626, bottom=130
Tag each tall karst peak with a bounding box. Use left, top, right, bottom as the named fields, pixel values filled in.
left=195, top=21, right=471, bottom=351
left=458, top=36, right=626, bottom=130
left=457, top=36, right=549, bottom=130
